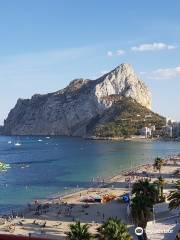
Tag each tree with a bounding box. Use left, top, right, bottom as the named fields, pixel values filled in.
left=132, top=178, right=158, bottom=204
left=154, top=176, right=166, bottom=201
left=153, top=157, right=164, bottom=174
left=168, top=180, right=180, bottom=210
left=66, top=221, right=93, bottom=240
left=96, top=218, right=132, bottom=240
left=131, top=195, right=152, bottom=240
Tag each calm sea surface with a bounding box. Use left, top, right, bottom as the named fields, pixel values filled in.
left=0, top=136, right=180, bottom=214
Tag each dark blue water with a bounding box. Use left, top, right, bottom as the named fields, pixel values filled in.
left=0, top=136, right=180, bottom=214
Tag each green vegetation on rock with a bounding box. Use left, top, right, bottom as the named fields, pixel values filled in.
left=90, top=97, right=165, bottom=138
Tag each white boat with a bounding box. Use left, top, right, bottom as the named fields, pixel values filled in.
left=14, top=142, right=21, bottom=146
left=46, top=136, right=50, bottom=139
left=8, top=141, right=12, bottom=144
left=38, top=139, right=43, bottom=142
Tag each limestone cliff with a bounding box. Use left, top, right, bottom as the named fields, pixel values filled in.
left=3, top=63, right=152, bottom=136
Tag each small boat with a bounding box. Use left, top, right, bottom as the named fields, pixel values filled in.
left=14, top=142, right=21, bottom=146
left=8, top=141, right=12, bottom=144
left=46, top=137, right=50, bottom=139
left=38, top=139, right=43, bottom=142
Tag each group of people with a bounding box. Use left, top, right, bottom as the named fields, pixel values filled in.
left=57, top=202, right=74, bottom=218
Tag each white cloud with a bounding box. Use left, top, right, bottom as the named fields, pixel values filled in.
left=107, top=51, right=113, bottom=57
left=144, top=66, right=180, bottom=80
left=131, top=42, right=177, bottom=52
left=116, top=49, right=125, bottom=55
left=107, top=49, right=125, bottom=57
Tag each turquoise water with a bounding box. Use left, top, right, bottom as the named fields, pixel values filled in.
left=0, top=136, right=180, bottom=214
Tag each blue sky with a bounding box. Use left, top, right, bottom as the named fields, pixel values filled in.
left=0, top=0, right=180, bottom=124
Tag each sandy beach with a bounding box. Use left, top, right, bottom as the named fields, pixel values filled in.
left=0, top=155, right=179, bottom=239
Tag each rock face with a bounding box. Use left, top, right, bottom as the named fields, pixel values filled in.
left=3, top=63, right=151, bottom=136
left=0, top=126, right=3, bottom=135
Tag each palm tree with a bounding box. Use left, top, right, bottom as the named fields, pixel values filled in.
left=131, top=195, right=152, bottom=240
left=96, top=218, right=132, bottom=240
left=154, top=176, right=166, bottom=201
left=153, top=157, right=164, bottom=174
left=132, top=178, right=158, bottom=204
left=168, top=180, right=180, bottom=210
left=66, top=221, right=93, bottom=240
left=175, top=230, right=180, bottom=240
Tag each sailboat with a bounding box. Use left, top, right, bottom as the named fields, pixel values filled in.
left=14, top=142, right=21, bottom=146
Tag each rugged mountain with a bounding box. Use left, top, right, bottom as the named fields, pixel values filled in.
left=3, top=63, right=152, bottom=136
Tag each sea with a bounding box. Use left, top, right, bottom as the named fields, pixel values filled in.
left=0, top=136, right=180, bottom=215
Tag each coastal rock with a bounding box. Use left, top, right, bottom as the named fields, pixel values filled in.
left=3, top=63, right=152, bottom=136
left=0, top=126, right=3, bottom=135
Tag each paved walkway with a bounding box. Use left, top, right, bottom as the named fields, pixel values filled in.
left=146, top=218, right=180, bottom=240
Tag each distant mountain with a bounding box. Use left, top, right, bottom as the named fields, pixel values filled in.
left=3, top=63, right=153, bottom=136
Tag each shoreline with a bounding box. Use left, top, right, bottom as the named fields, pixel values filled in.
left=1, top=151, right=179, bottom=217
left=2, top=154, right=179, bottom=216
left=1, top=134, right=180, bottom=142
left=17, top=153, right=180, bottom=212
left=23, top=161, right=160, bottom=213
left=26, top=153, right=180, bottom=208
left=86, top=135, right=154, bottom=141
left=0, top=154, right=179, bottom=239
left=0, top=162, right=152, bottom=217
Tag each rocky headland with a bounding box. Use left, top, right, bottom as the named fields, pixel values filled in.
left=2, top=63, right=165, bottom=137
